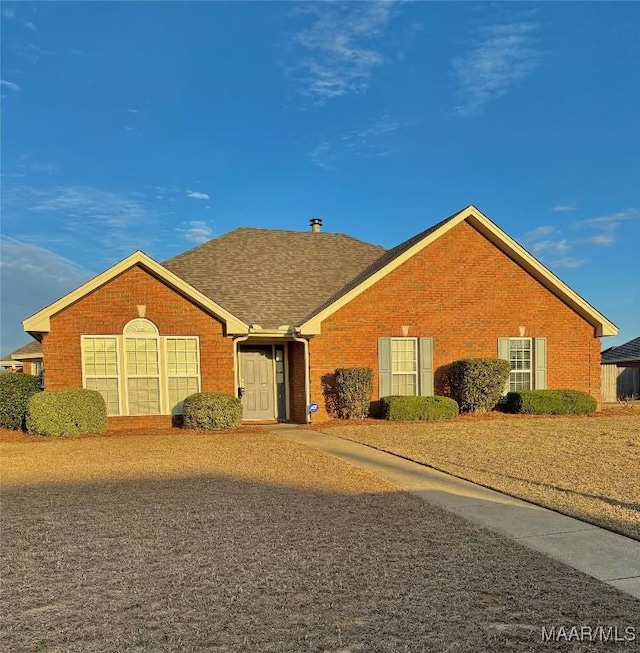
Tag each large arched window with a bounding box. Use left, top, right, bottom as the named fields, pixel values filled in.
left=81, top=319, right=201, bottom=416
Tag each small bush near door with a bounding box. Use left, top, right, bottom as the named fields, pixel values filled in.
left=381, top=395, right=459, bottom=421
left=27, top=388, right=107, bottom=436
left=0, top=373, right=41, bottom=430
left=334, top=367, right=373, bottom=419
left=182, top=392, right=243, bottom=430
left=449, top=359, right=510, bottom=413
left=507, top=389, right=597, bottom=415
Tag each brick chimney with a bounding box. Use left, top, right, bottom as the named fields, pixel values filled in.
left=310, top=217, right=323, bottom=233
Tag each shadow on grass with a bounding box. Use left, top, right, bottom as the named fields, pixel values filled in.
left=2, top=473, right=639, bottom=652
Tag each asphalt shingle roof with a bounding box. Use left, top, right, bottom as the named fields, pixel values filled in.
left=163, top=228, right=385, bottom=328
left=601, top=337, right=640, bottom=364
left=1, top=340, right=42, bottom=361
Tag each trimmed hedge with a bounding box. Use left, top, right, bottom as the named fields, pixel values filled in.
left=507, top=389, right=597, bottom=415
left=449, top=359, right=510, bottom=413
left=334, top=367, right=373, bottom=419
left=381, top=395, right=459, bottom=421
left=0, top=373, right=42, bottom=430
left=27, top=388, right=107, bottom=436
left=182, top=392, right=243, bottom=430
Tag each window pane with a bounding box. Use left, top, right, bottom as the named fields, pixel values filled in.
left=392, top=374, right=417, bottom=396
left=126, top=337, right=159, bottom=376
left=128, top=377, right=160, bottom=415
left=166, top=338, right=200, bottom=376
left=168, top=377, right=200, bottom=415
left=86, top=377, right=120, bottom=416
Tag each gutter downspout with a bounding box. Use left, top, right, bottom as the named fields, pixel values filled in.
left=233, top=328, right=252, bottom=398
left=290, top=328, right=311, bottom=424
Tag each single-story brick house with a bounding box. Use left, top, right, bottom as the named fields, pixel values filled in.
left=0, top=340, right=43, bottom=376
left=23, top=205, right=617, bottom=428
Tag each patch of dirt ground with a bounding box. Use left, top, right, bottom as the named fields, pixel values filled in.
left=321, top=413, right=640, bottom=540
left=1, top=430, right=638, bottom=652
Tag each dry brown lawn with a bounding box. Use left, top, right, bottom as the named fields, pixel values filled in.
left=322, top=412, right=640, bottom=540
left=1, top=429, right=638, bottom=652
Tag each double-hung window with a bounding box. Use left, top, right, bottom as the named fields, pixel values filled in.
left=378, top=336, right=434, bottom=398
left=391, top=338, right=418, bottom=395
left=82, top=336, right=121, bottom=415
left=508, top=338, right=532, bottom=391
left=166, top=337, right=200, bottom=415
left=498, top=337, right=547, bottom=393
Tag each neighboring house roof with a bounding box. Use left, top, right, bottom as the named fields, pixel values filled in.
left=22, top=205, right=618, bottom=339
left=601, top=337, right=640, bottom=364
left=0, top=340, right=42, bottom=368
left=163, top=228, right=384, bottom=329
left=8, top=341, right=43, bottom=359
left=300, top=205, right=618, bottom=336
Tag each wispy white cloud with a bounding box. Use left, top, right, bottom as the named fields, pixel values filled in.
left=290, top=1, right=398, bottom=102
left=1, top=155, right=57, bottom=177
left=2, top=185, right=163, bottom=261
left=452, top=21, right=541, bottom=116
left=530, top=239, right=570, bottom=255
left=548, top=257, right=586, bottom=269
left=575, top=208, right=639, bottom=246
left=524, top=225, right=555, bottom=240
left=127, top=108, right=139, bottom=114
left=551, top=203, right=577, bottom=212
left=12, top=42, right=52, bottom=63
left=310, top=114, right=418, bottom=168
left=1, top=80, right=21, bottom=92
left=24, top=21, right=37, bottom=32
left=187, top=190, right=210, bottom=200
left=179, top=221, right=214, bottom=244
left=2, top=8, right=16, bottom=19
left=309, top=142, right=337, bottom=170
left=0, top=236, right=91, bottom=354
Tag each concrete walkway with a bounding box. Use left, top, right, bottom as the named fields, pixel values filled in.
left=272, top=426, right=640, bottom=600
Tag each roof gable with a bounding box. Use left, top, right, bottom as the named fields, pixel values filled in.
left=22, top=251, right=249, bottom=335
left=299, top=205, right=617, bottom=337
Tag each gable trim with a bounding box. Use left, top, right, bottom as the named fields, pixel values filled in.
left=22, top=250, right=249, bottom=335
left=299, top=205, right=617, bottom=337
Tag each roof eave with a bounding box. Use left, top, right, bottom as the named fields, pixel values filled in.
left=22, top=250, right=249, bottom=336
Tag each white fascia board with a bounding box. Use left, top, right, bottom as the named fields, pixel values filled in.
left=22, top=250, right=249, bottom=335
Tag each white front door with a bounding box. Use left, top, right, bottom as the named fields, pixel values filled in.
left=240, top=346, right=275, bottom=420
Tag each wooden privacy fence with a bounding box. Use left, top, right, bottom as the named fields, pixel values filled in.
left=601, top=364, right=640, bottom=402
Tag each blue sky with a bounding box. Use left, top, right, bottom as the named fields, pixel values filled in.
left=1, top=1, right=639, bottom=354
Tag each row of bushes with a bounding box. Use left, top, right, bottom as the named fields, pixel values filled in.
left=0, top=373, right=243, bottom=436
left=329, top=361, right=596, bottom=420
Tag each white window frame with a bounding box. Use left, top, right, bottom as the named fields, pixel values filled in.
left=508, top=337, right=533, bottom=393
left=80, top=321, right=201, bottom=416
left=164, top=336, right=201, bottom=415
left=390, top=337, right=419, bottom=396
left=125, top=333, right=162, bottom=416
left=81, top=335, right=122, bottom=416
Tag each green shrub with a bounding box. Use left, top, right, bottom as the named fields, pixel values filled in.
left=27, top=388, right=107, bottom=436
left=381, top=395, right=459, bottom=421
left=0, top=373, right=42, bottom=430
left=334, top=367, right=373, bottom=419
left=182, top=392, right=243, bottom=430
left=507, top=389, right=597, bottom=415
left=449, top=359, right=510, bottom=413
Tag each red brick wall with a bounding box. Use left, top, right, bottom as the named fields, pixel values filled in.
left=42, top=265, right=235, bottom=427
left=308, top=220, right=603, bottom=421
left=287, top=341, right=308, bottom=423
